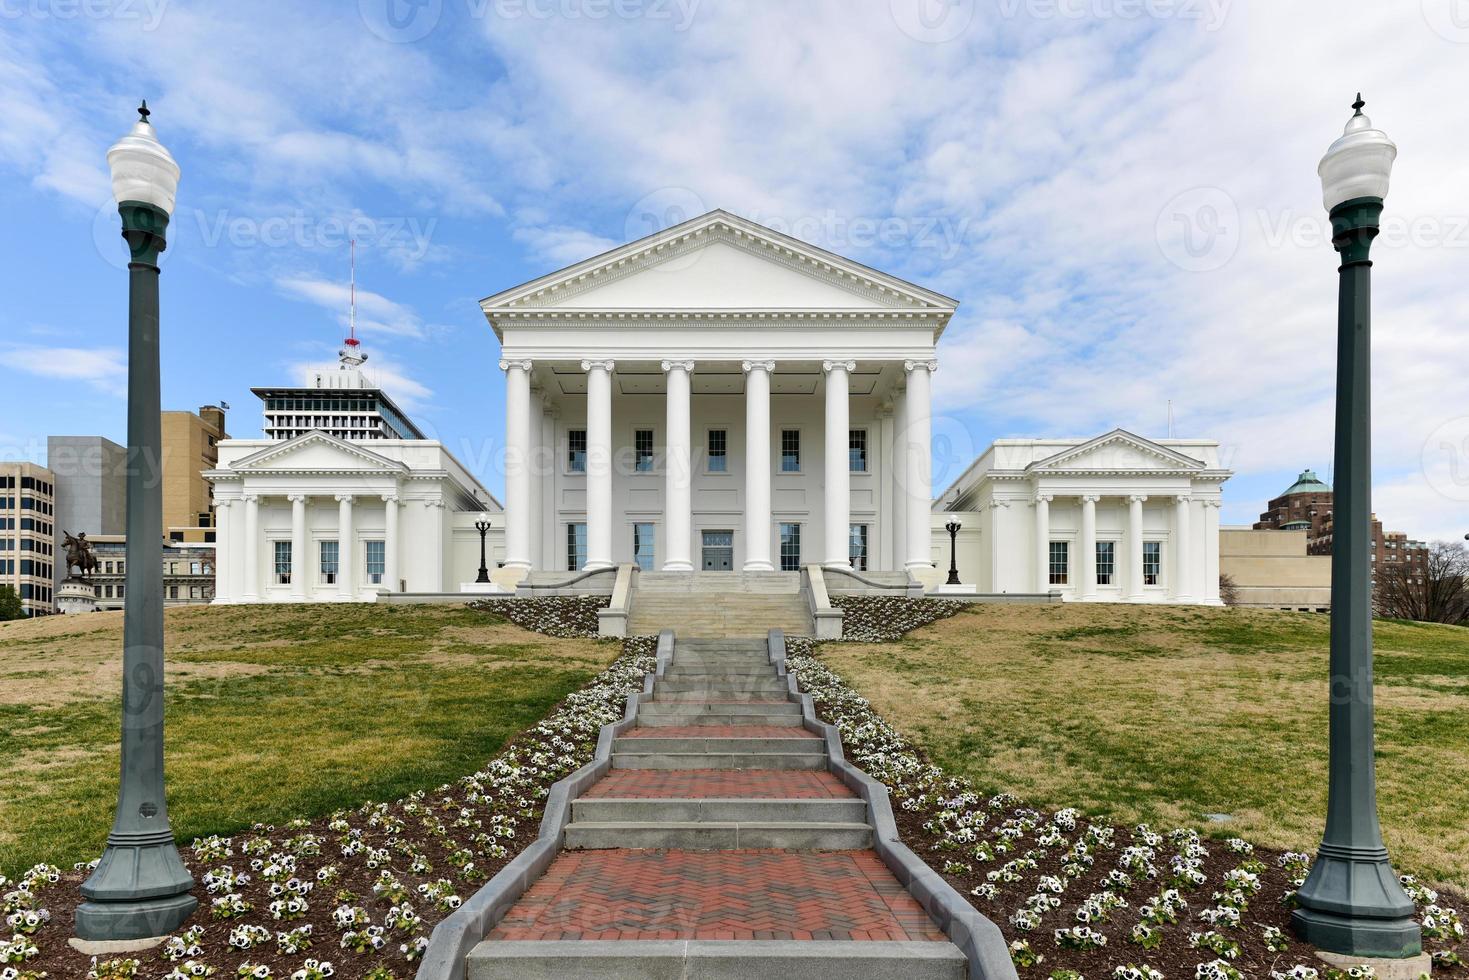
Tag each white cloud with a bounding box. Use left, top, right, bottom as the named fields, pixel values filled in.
left=275, top=276, right=426, bottom=339
left=4, top=346, right=127, bottom=395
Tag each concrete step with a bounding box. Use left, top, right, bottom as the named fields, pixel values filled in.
left=613, top=736, right=818, bottom=754
left=675, top=638, right=769, bottom=651
left=571, top=797, right=868, bottom=824
left=651, top=690, right=790, bottom=703
left=611, top=751, right=828, bottom=770
left=564, top=820, right=873, bottom=850
left=468, top=940, right=968, bottom=980
left=635, top=572, right=802, bottom=594
left=639, top=700, right=799, bottom=717
left=636, top=712, right=803, bottom=728
left=655, top=679, right=787, bottom=696
left=666, top=664, right=776, bottom=677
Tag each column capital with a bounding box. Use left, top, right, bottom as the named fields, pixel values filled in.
left=1202, top=499, right=1223, bottom=509
left=1034, top=492, right=1054, bottom=504
left=498, top=358, right=533, bottom=373
left=1174, top=493, right=1192, bottom=504
left=580, top=359, right=616, bottom=372
left=1081, top=493, right=1101, bottom=504
left=286, top=493, right=307, bottom=504
left=1128, top=493, right=1149, bottom=504
left=334, top=493, right=354, bottom=504
left=243, top=493, right=261, bottom=504
left=903, top=358, right=938, bottom=374
left=742, top=359, right=776, bottom=373
left=422, top=498, right=445, bottom=509
left=988, top=499, right=1011, bottom=510
left=216, top=498, right=234, bottom=510
left=380, top=493, right=399, bottom=505
left=822, top=359, right=856, bottom=373
left=660, top=359, right=695, bottom=373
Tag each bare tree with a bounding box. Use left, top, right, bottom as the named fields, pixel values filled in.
left=1219, top=573, right=1241, bottom=607
left=1375, top=541, right=1469, bottom=625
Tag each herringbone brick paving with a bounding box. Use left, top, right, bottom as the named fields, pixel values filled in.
left=583, top=769, right=855, bottom=799
left=485, top=850, right=946, bottom=941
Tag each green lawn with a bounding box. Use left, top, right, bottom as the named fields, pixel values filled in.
left=0, top=603, right=616, bottom=876
left=820, top=603, right=1469, bottom=889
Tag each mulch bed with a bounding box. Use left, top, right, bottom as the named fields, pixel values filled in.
left=830, top=594, right=964, bottom=643
left=466, top=595, right=609, bottom=638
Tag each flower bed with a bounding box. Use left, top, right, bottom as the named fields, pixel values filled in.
left=829, top=594, right=964, bottom=642
left=14, top=636, right=657, bottom=980
left=786, top=638, right=1467, bottom=979
left=467, top=595, right=609, bottom=638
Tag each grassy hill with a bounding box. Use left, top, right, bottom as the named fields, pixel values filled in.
left=820, top=602, right=1469, bottom=889
left=0, top=603, right=617, bottom=876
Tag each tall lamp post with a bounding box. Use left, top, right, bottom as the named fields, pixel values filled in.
left=944, top=520, right=962, bottom=586
left=1291, top=95, right=1421, bottom=959
left=475, top=513, right=493, bottom=584
left=77, top=103, right=197, bottom=942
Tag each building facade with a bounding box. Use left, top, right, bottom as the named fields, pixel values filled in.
left=252, top=340, right=425, bottom=442
left=86, top=536, right=216, bottom=609
left=485, top=209, right=951, bottom=581
left=47, top=435, right=128, bottom=594
left=933, top=431, right=1231, bottom=602
left=1219, top=527, right=1331, bottom=611
left=162, top=404, right=228, bottom=544
left=0, top=462, right=58, bottom=616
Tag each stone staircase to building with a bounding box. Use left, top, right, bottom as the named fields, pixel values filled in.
left=627, top=572, right=813, bottom=638
left=466, top=635, right=968, bottom=980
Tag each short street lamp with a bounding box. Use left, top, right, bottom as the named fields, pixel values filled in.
left=944, top=520, right=963, bottom=586
left=77, top=103, right=197, bottom=941
left=475, top=514, right=493, bottom=584
left=1291, top=95, right=1421, bottom=959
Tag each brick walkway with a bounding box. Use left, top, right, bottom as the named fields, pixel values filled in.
left=584, top=769, right=855, bottom=799
left=486, top=849, right=947, bottom=941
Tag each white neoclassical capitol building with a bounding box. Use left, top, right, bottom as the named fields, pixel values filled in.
left=209, top=210, right=1228, bottom=604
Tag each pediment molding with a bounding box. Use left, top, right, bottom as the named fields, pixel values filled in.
left=1027, top=429, right=1207, bottom=474
left=228, top=431, right=410, bottom=475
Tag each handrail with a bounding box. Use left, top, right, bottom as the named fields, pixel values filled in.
left=821, top=565, right=916, bottom=591
left=515, top=566, right=617, bottom=593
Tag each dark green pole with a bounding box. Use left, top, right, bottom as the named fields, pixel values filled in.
left=1290, top=196, right=1420, bottom=958
left=76, top=200, right=197, bottom=941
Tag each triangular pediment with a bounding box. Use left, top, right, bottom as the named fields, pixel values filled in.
left=1029, top=429, right=1205, bottom=473
left=482, top=210, right=958, bottom=316
left=231, top=431, right=408, bottom=474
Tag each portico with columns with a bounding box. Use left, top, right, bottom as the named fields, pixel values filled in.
left=484, top=210, right=954, bottom=582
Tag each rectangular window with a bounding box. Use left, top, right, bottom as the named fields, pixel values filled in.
left=117, top=584, right=124, bottom=598
left=634, top=429, right=655, bottom=472
left=849, top=430, right=868, bottom=472
left=779, top=522, right=802, bottom=572
left=632, top=523, right=656, bottom=571
left=781, top=430, right=801, bottom=473
left=1143, top=541, right=1162, bottom=586
left=1049, top=541, right=1069, bottom=585
left=190, top=561, right=202, bottom=575
left=849, top=523, right=869, bottom=571
left=320, top=540, right=339, bottom=585
left=707, top=430, right=727, bottom=472
left=190, top=585, right=201, bottom=599
left=274, top=541, right=293, bottom=585
left=168, top=585, right=179, bottom=599
left=365, top=540, right=386, bottom=585
left=1096, top=541, right=1116, bottom=586
left=567, top=522, right=588, bottom=571
left=568, top=430, right=587, bottom=473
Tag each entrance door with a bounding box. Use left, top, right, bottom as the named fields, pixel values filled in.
left=701, top=530, right=734, bottom=571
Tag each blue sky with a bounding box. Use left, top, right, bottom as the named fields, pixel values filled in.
left=3, top=0, right=1467, bottom=539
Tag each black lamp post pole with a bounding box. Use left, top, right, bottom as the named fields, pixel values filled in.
left=1290, top=192, right=1420, bottom=958
left=945, top=521, right=962, bottom=586
left=475, top=520, right=492, bottom=583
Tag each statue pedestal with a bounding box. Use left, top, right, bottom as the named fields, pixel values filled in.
left=57, top=579, right=100, bottom=614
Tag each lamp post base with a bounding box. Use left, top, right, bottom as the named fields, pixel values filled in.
left=76, top=892, right=197, bottom=943
left=77, top=834, right=197, bottom=942
left=1291, top=843, right=1421, bottom=959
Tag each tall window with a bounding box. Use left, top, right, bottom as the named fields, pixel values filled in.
left=849, top=430, right=868, bottom=472
left=1049, top=541, right=1069, bottom=585
left=1143, top=541, right=1162, bottom=586
left=1096, top=541, right=1116, bottom=586
left=274, top=541, right=292, bottom=585
left=320, top=540, right=340, bottom=585
left=632, top=523, right=655, bottom=571
left=365, top=540, right=386, bottom=585
left=568, top=429, right=587, bottom=473
left=781, top=430, right=801, bottom=472
left=707, top=430, right=727, bottom=472
left=567, top=522, right=588, bottom=571
left=779, top=522, right=802, bottom=572
left=634, top=429, right=655, bottom=472
left=849, top=524, right=869, bottom=571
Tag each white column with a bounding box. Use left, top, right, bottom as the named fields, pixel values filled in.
left=662, top=359, right=695, bottom=571
left=382, top=493, right=400, bottom=592
left=903, top=360, right=937, bottom=573
left=891, top=383, right=908, bottom=572
left=242, top=494, right=260, bottom=602
left=336, top=494, right=355, bottom=601
left=1034, top=493, right=1052, bottom=593
left=823, top=360, right=855, bottom=568
left=1203, top=499, right=1222, bottom=603
left=500, top=359, right=533, bottom=571
left=1079, top=494, right=1099, bottom=600
left=1172, top=494, right=1193, bottom=601
left=526, top=388, right=543, bottom=572
left=582, top=359, right=615, bottom=570
left=213, top=499, right=233, bottom=602
left=1126, top=493, right=1147, bottom=601
left=289, top=494, right=308, bottom=600
left=742, top=360, right=775, bottom=571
